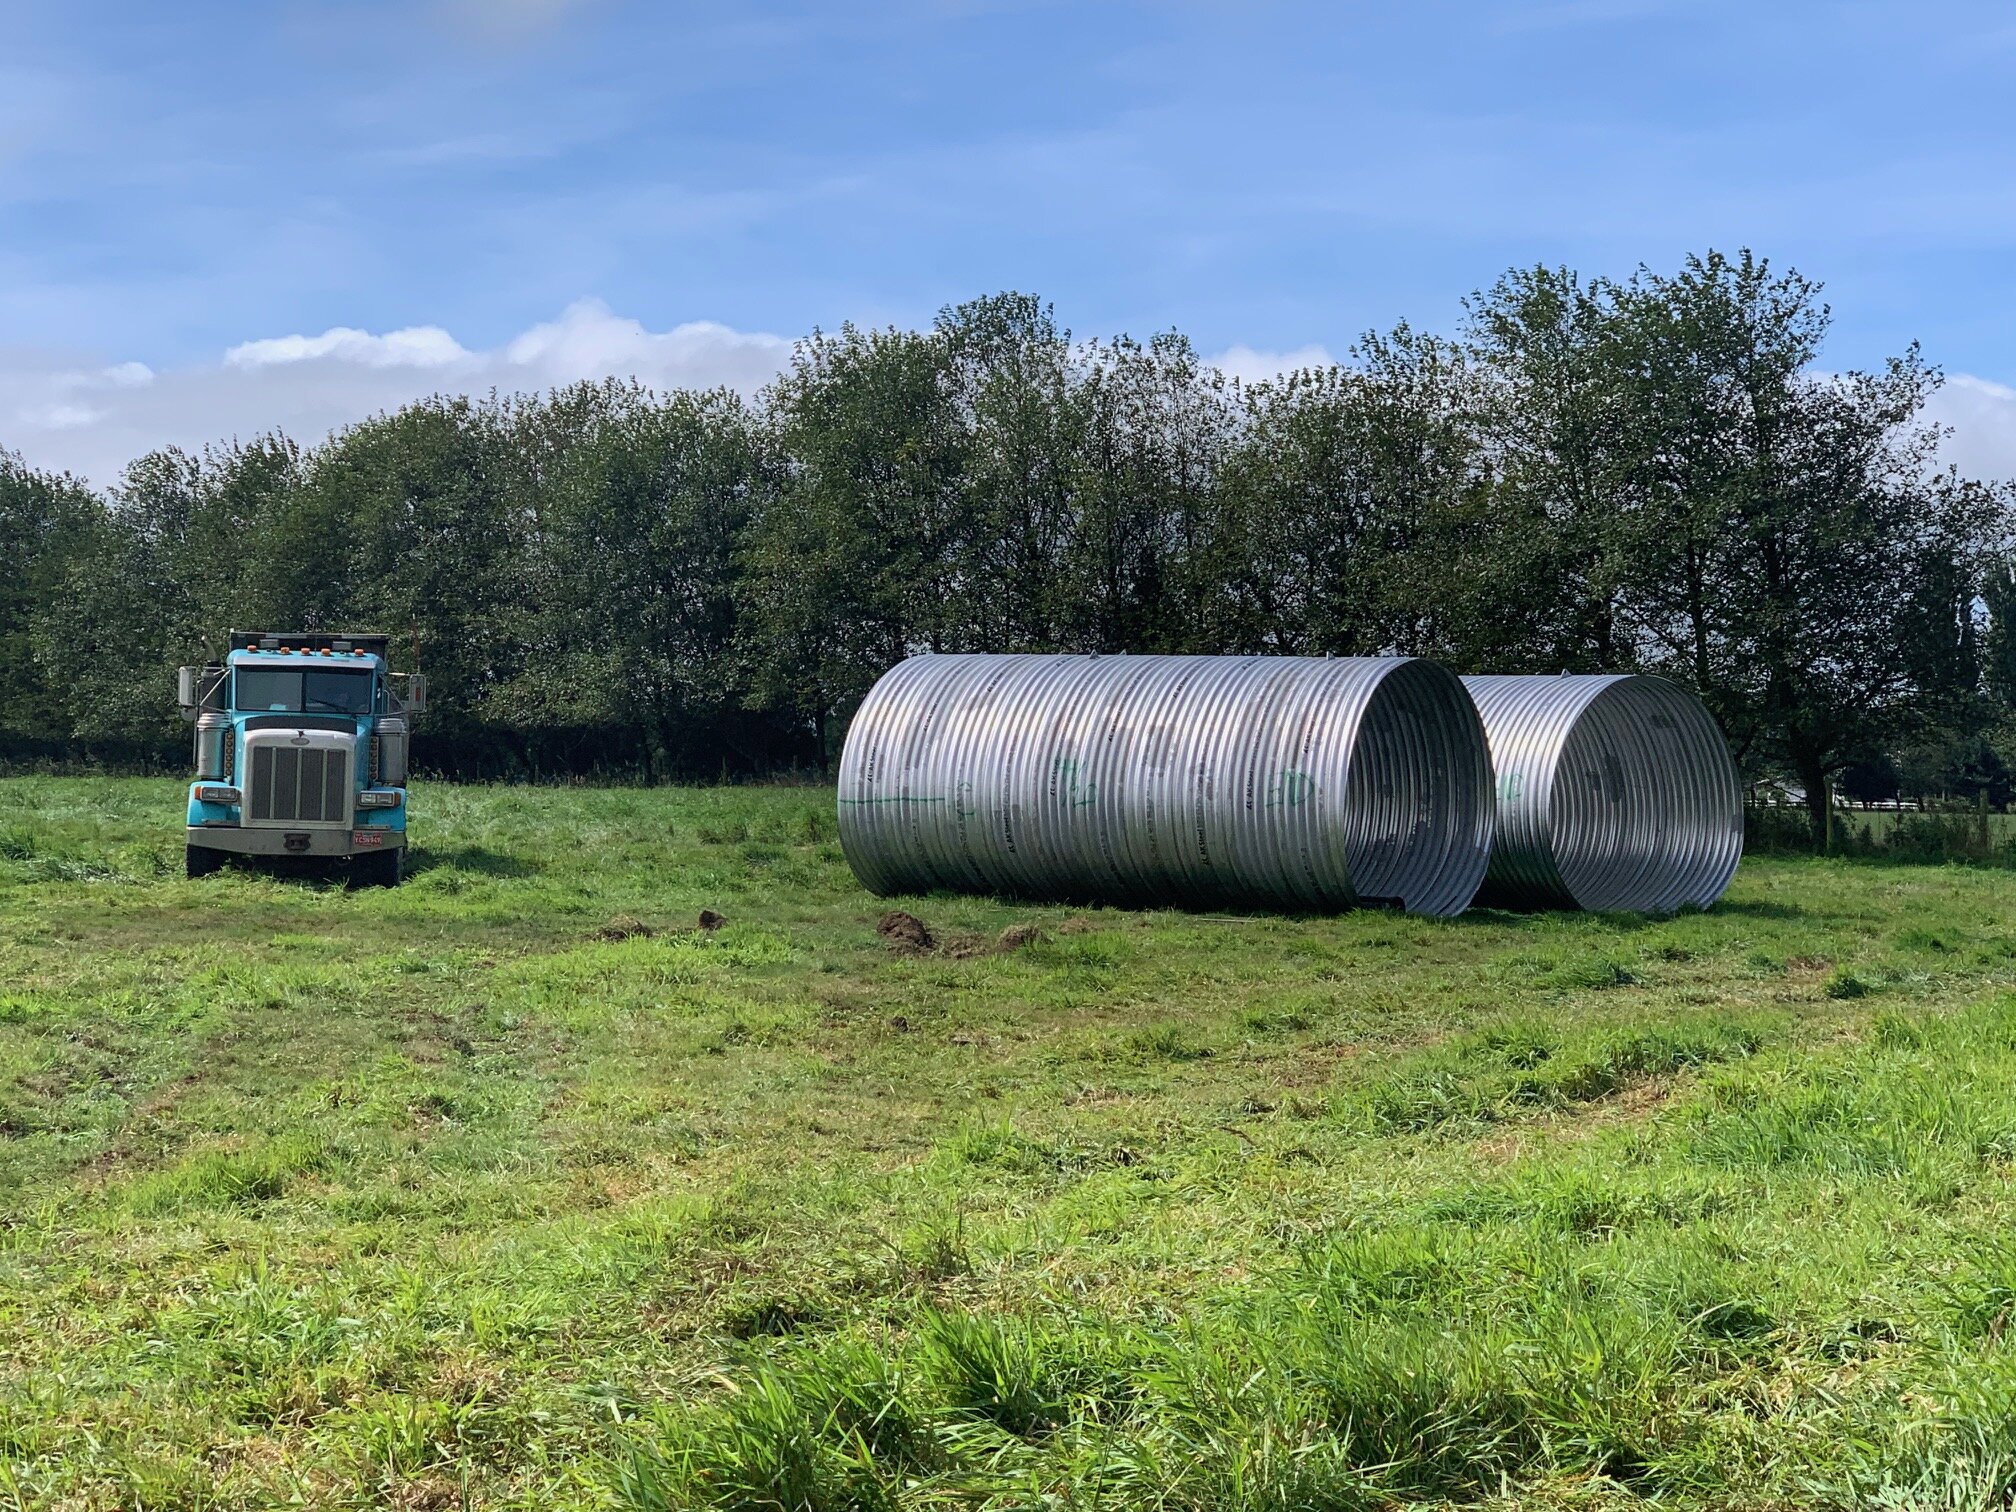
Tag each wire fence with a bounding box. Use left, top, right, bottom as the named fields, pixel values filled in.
left=1746, top=799, right=2016, bottom=865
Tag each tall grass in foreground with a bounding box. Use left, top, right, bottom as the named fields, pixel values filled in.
left=600, top=991, right=2016, bottom=1510
left=14, top=780, right=2016, bottom=1507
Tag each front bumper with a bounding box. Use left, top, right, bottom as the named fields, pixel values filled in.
left=186, top=825, right=407, bottom=858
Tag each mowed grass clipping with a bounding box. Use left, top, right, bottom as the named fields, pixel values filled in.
left=10, top=779, right=2016, bottom=1507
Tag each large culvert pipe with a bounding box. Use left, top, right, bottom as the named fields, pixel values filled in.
left=838, top=654, right=1495, bottom=917
left=1463, top=674, right=1743, bottom=913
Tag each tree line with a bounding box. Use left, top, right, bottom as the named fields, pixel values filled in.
left=2, top=249, right=2010, bottom=840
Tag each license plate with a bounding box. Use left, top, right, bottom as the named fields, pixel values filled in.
left=352, top=829, right=384, bottom=847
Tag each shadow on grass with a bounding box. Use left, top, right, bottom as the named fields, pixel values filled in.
left=196, top=846, right=540, bottom=886
left=209, top=854, right=347, bottom=888
left=1439, top=906, right=1548, bottom=930
left=1707, top=899, right=1807, bottom=921
left=1441, top=904, right=1713, bottom=932
left=899, top=890, right=1751, bottom=930
left=405, top=845, right=539, bottom=879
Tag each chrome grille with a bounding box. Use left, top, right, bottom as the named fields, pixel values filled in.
left=249, top=745, right=350, bottom=824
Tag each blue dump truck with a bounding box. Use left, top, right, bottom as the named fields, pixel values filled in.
left=177, top=631, right=427, bottom=885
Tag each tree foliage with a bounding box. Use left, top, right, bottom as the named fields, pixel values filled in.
left=2, top=252, right=2010, bottom=820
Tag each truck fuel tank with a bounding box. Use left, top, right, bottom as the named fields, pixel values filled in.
left=375, top=714, right=410, bottom=787
left=194, top=711, right=230, bottom=781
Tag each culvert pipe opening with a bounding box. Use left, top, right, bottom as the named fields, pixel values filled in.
left=1463, top=673, right=1744, bottom=913
left=837, top=653, right=1495, bottom=917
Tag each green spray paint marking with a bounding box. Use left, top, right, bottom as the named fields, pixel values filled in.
left=1053, top=757, right=1098, bottom=808
left=1498, top=773, right=1523, bottom=804
left=1267, top=769, right=1318, bottom=809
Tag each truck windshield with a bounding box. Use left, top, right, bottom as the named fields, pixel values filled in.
left=235, top=667, right=374, bottom=715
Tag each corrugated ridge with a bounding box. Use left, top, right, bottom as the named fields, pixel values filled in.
left=1463, top=673, right=1743, bottom=912
left=838, top=654, right=1495, bottom=917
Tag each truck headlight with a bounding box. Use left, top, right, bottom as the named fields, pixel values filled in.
left=195, top=785, right=241, bottom=805
left=357, top=789, right=402, bottom=809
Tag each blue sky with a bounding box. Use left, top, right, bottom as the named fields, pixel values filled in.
left=5, top=0, right=2016, bottom=480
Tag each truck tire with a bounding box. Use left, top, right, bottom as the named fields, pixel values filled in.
left=352, top=847, right=403, bottom=888
left=186, top=844, right=226, bottom=879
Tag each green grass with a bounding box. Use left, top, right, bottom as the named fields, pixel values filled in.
left=12, top=777, right=2016, bottom=1506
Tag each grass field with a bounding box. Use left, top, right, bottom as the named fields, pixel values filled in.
left=9, top=778, right=2016, bottom=1509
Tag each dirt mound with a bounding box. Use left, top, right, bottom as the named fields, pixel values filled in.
left=876, top=910, right=933, bottom=951
left=876, top=915, right=1042, bottom=957
left=698, top=909, right=728, bottom=931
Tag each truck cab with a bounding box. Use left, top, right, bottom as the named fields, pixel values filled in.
left=178, top=631, right=426, bottom=885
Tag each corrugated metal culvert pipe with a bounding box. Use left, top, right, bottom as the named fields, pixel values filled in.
left=838, top=653, right=1495, bottom=917
left=1463, top=674, right=1743, bottom=913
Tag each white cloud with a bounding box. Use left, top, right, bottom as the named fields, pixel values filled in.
left=1925, top=373, right=2016, bottom=484
left=19, top=402, right=104, bottom=431
left=0, top=300, right=792, bottom=486
left=502, top=301, right=789, bottom=385
left=93, top=361, right=155, bottom=389
left=43, top=361, right=155, bottom=393
left=1206, top=343, right=1337, bottom=385
left=226, top=325, right=470, bottom=370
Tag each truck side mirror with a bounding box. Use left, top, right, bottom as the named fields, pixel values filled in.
left=405, top=674, right=428, bottom=715
left=176, top=664, right=225, bottom=722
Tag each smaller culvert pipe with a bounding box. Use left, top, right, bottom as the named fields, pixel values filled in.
left=838, top=653, right=1495, bottom=917
left=1463, top=674, right=1743, bottom=913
